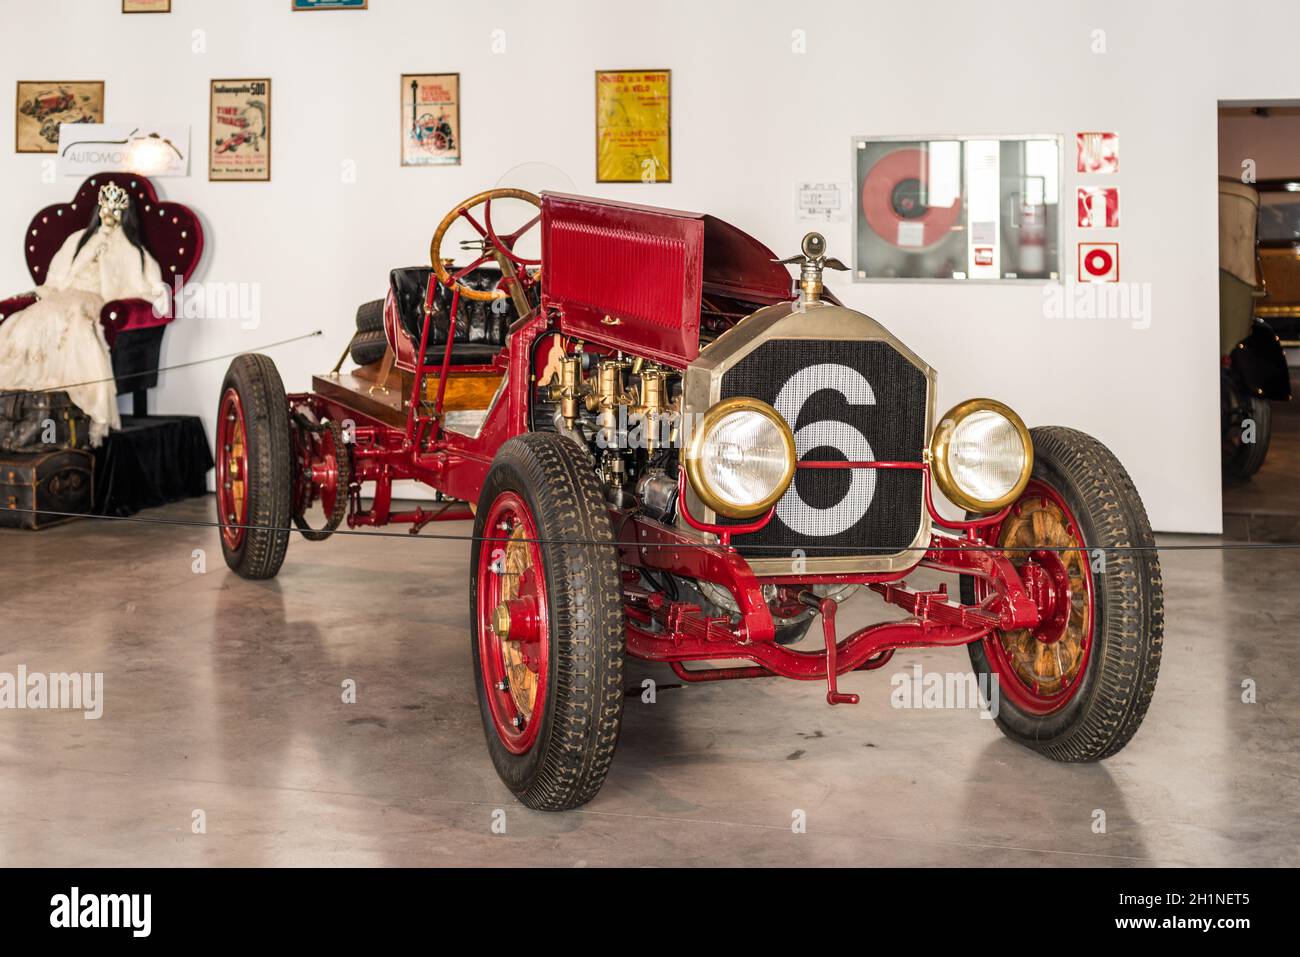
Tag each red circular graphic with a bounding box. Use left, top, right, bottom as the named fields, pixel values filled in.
left=861, top=148, right=962, bottom=249
left=1084, top=248, right=1113, bottom=276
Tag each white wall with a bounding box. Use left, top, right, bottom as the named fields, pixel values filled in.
left=1219, top=107, right=1300, bottom=178
left=3, top=0, right=1296, bottom=533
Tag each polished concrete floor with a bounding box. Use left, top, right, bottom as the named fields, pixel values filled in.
left=0, top=497, right=1296, bottom=867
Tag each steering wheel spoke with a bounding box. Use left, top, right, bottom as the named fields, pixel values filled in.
left=485, top=200, right=543, bottom=267
left=458, top=205, right=491, bottom=239
left=449, top=251, right=494, bottom=284
left=500, top=212, right=540, bottom=245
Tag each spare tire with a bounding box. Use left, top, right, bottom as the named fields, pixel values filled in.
left=355, top=298, right=385, bottom=333
left=349, top=328, right=387, bottom=366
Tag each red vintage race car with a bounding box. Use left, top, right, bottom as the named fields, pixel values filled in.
left=216, top=188, right=1164, bottom=811
left=20, top=88, right=76, bottom=121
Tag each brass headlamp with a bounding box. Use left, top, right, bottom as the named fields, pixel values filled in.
left=929, top=398, right=1033, bottom=513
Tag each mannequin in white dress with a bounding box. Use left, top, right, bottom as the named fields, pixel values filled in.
left=0, top=183, right=167, bottom=446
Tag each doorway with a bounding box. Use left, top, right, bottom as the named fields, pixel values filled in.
left=1218, top=101, right=1300, bottom=541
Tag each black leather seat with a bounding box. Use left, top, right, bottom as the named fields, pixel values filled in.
left=389, top=266, right=532, bottom=365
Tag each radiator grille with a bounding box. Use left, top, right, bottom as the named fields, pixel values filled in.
left=718, top=340, right=927, bottom=559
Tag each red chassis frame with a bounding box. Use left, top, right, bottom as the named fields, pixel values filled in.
left=292, top=270, right=1042, bottom=709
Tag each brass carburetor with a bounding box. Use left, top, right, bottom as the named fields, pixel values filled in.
left=545, top=352, right=678, bottom=501
left=548, top=354, right=674, bottom=448
left=549, top=352, right=587, bottom=430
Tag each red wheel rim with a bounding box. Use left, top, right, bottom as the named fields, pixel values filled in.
left=292, top=420, right=343, bottom=519
left=476, top=491, right=550, bottom=755
left=979, top=479, right=1096, bottom=715
left=216, top=388, right=249, bottom=551
left=317, top=426, right=342, bottom=518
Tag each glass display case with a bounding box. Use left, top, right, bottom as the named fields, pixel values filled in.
left=852, top=135, right=1063, bottom=281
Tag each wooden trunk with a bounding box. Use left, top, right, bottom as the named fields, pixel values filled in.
left=0, top=448, right=95, bottom=530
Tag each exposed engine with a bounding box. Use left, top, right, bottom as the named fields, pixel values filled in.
left=535, top=345, right=684, bottom=524
left=531, top=292, right=776, bottom=523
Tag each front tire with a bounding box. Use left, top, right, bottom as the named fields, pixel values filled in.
left=216, top=354, right=292, bottom=580
left=470, top=433, right=625, bottom=810
left=962, top=426, right=1164, bottom=761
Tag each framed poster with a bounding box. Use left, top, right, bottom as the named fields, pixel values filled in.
left=123, top=0, right=171, bottom=12
left=292, top=0, right=367, bottom=9
left=209, top=79, right=271, bottom=182
left=852, top=134, right=1063, bottom=282
left=595, top=69, right=671, bottom=183
left=15, top=81, right=104, bottom=153
left=401, top=73, right=460, bottom=167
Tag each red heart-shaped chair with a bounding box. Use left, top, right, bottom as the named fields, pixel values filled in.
left=0, top=172, right=205, bottom=416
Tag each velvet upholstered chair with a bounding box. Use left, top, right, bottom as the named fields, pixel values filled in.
left=0, top=173, right=205, bottom=416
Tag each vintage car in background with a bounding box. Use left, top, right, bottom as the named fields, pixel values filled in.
left=19, top=86, right=95, bottom=147
left=1255, top=177, right=1300, bottom=346
left=216, top=189, right=1164, bottom=810
left=19, top=87, right=76, bottom=122
left=1219, top=178, right=1293, bottom=481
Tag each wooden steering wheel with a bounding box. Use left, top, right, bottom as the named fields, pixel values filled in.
left=429, top=188, right=542, bottom=306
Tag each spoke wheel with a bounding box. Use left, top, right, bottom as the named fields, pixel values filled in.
left=469, top=433, right=625, bottom=811
left=216, top=354, right=293, bottom=580
left=962, top=426, right=1164, bottom=762
left=981, top=481, right=1095, bottom=715
left=217, top=388, right=249, bottom=552
left=476, top=491, right=551, bottom=755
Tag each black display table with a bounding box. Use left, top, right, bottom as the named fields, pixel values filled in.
left=94, top=415, right=213, bottom=517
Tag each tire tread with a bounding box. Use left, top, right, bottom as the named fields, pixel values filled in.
left=967, top=426, right=1164, bottom=762
left=355, top=298, right=385, bottom=333
left=219, top=353, right=292, bottom=580
left=349, top=328, right=387, bottom=367
left=472, top=433, right=624, bottom=810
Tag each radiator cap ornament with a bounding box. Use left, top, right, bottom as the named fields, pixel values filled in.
left=775, top=232, right=848, bottom=304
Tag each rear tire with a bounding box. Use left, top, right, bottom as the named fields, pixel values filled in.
left=1221, top=370, right=1271, bottom=482
left=961, top=426, right=1164, bottom=762
left=470, top=433, right=625, bottom=811
left=217, top=354, right=292, bottom=580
